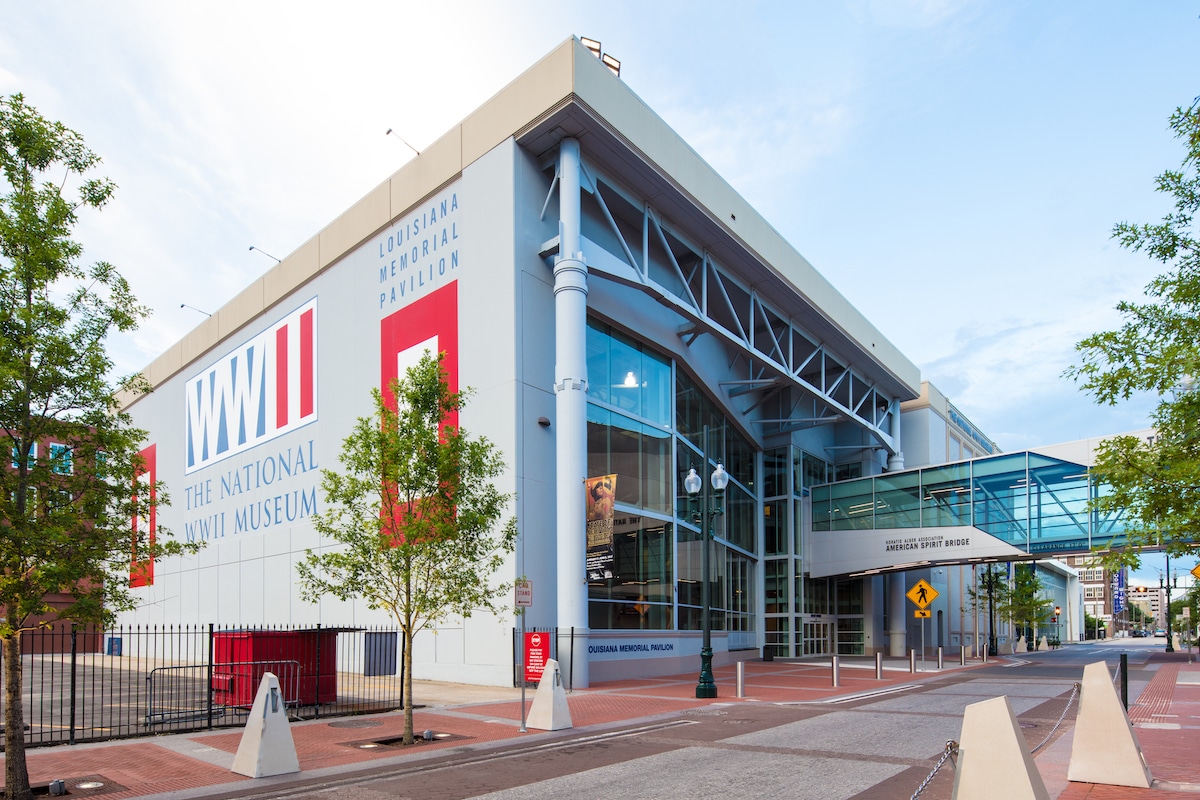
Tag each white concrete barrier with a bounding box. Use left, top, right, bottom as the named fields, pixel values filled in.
left=1067, top=661, right=1152, bottom=788
left=231, top=672, right=300, bottom=778
left=953, top=696, right=1049, bottom=800
left=527, top=658, right=573, bottom=731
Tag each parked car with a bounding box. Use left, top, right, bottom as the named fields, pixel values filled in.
left=1155, top=628, right=1166, bottom=637
left=1131, top=629, right=1147, bottom=637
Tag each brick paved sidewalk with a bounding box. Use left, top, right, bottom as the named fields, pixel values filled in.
left=11, top=657, right=943, bottom=799
left=10, top=654, right=1198, bottom=800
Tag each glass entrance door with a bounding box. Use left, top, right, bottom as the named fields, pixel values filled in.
left=802, top=621, right=831, bottom=655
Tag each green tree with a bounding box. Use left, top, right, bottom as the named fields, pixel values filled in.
left=1001, top=565, right=1054, bottom=649
left=1067, top=99, right=1200, bottom=567
left=965, top=565, right=1011, bottom=655
left=297, top=352, right=517, bottom=745
left=1083, top=611, right=1106, bottom=640
left=1128, top=603, right=1152, bottom=628
left=0, top=94, right=195, bottom=800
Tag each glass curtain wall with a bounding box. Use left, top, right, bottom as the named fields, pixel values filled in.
left=586, top=320, right=759, bottom=641
left=808, top=452, right=1097, bottom=554
left=762, top=444, right=833, bottom=657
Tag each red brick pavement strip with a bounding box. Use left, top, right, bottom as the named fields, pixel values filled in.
left=23, top=741, right=247, bottom=798
left=1128, top=663, right=1180, bottom=723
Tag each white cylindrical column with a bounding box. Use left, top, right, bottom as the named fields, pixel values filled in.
left=887, top=398, right=905, bottom=471
left=554, top=138, right=590, bottom=689
left=888, top=572, right=907, bottom=657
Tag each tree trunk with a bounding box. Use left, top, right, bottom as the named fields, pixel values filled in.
left=402, top=626, right=415, bottom=745
left=3, top=628, right=31, bottom=800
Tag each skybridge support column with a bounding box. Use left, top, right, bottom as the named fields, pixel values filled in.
left=886, top=398, right=904, bottom=471
left=888, top=573, right=907, bottom=657
left=554, top=138, right=590, bottom=689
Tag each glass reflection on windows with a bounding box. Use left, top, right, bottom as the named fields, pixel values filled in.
left=587, top=320, right=671, bottom=427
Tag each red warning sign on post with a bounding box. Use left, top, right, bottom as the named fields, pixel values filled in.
left=524, top=632, right=549, bottom=684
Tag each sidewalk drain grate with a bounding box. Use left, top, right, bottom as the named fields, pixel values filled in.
left=343, top=732, right=470, bottom=749
left=10, top=776, right=125, bottom=798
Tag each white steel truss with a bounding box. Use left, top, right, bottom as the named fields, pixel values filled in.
left=542, top=157, right=899, bottom=454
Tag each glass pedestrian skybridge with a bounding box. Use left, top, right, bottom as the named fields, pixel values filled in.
left=810, top=451, right=1127, bottom=556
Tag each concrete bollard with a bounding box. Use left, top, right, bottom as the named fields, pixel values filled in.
left=1067, top=661, right=1152, bottom=788
left=231, top=672, right=300, bottom=778
left=527, top=658, right=573, bottom=731
left=953, top=696, right=1049, bottom=799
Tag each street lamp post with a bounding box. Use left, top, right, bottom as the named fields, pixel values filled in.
left=1165, top=551, right=1175, bottom=653
left=684, top=451, right=728, bottom=700
left=981, top=567, right=1000, bottom=656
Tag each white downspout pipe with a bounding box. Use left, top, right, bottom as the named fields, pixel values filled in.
left=554, top=138, right=590, bottom=688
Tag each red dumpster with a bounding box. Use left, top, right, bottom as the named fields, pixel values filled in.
left=211, top=629, right=337, bottom=707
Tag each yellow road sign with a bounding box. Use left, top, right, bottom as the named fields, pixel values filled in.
left=914, top=609, right=931, bottom=619
left=906, top=579, right=939, bottom=609
left=1191, top=563, right=1200, bottom=582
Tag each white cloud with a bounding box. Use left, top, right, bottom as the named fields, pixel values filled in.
left=1, top=1, right=1194, bottom=455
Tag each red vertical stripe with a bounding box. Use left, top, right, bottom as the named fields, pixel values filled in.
left=300, top=309, right=314, bottom=418
left=276, top=326, right=289, bottom=428
left=131, top=444, right=156, bottom=587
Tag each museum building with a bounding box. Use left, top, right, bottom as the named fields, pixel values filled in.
left=120, top=37, right=1108, bottom=688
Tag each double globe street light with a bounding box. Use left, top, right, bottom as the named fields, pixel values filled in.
left=683, top=459, right=728, bottom=699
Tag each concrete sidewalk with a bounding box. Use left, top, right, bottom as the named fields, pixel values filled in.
left=10, top=652, right=1199, bottom=800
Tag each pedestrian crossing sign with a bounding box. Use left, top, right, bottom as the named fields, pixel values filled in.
left=906, top=579, right=938, bottom=609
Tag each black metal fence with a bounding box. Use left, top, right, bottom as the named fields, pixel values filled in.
left=4, top=624, right=405, bottom=749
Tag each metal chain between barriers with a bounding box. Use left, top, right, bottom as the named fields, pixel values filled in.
left=1029, top=681, right=1081, bottom=754
left=911, top=739, right=959, bottom=800
left=910, top=681, right=1079, bottom=799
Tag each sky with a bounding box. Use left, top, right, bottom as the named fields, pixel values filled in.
left=2, top=2, right=1198, bottom=580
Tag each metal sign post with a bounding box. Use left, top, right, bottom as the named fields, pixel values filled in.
left=1184, top=606, right=1193, bottom=664
left=907, top=580, right=939, bottom=670
left=515, top=579, right=532, bottom=733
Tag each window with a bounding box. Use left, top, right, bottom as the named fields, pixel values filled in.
left=587, top=407, right=671, bottom=514
left=11, top=441, right=36, bottom=469
left=799, top=451, right=830, bottom=493
left=587, top=518, right=674, bottom=629
left=586, top=319, right=672, bottom=427
left=764, top=501, right=787, bottom=556
left=834, top=462, right=862, bottom=482
left=764, top=559, right=788, bottom=613
left=49, top=443, right=73, bottom=475
left=763, top=448, right=788, bottom=498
